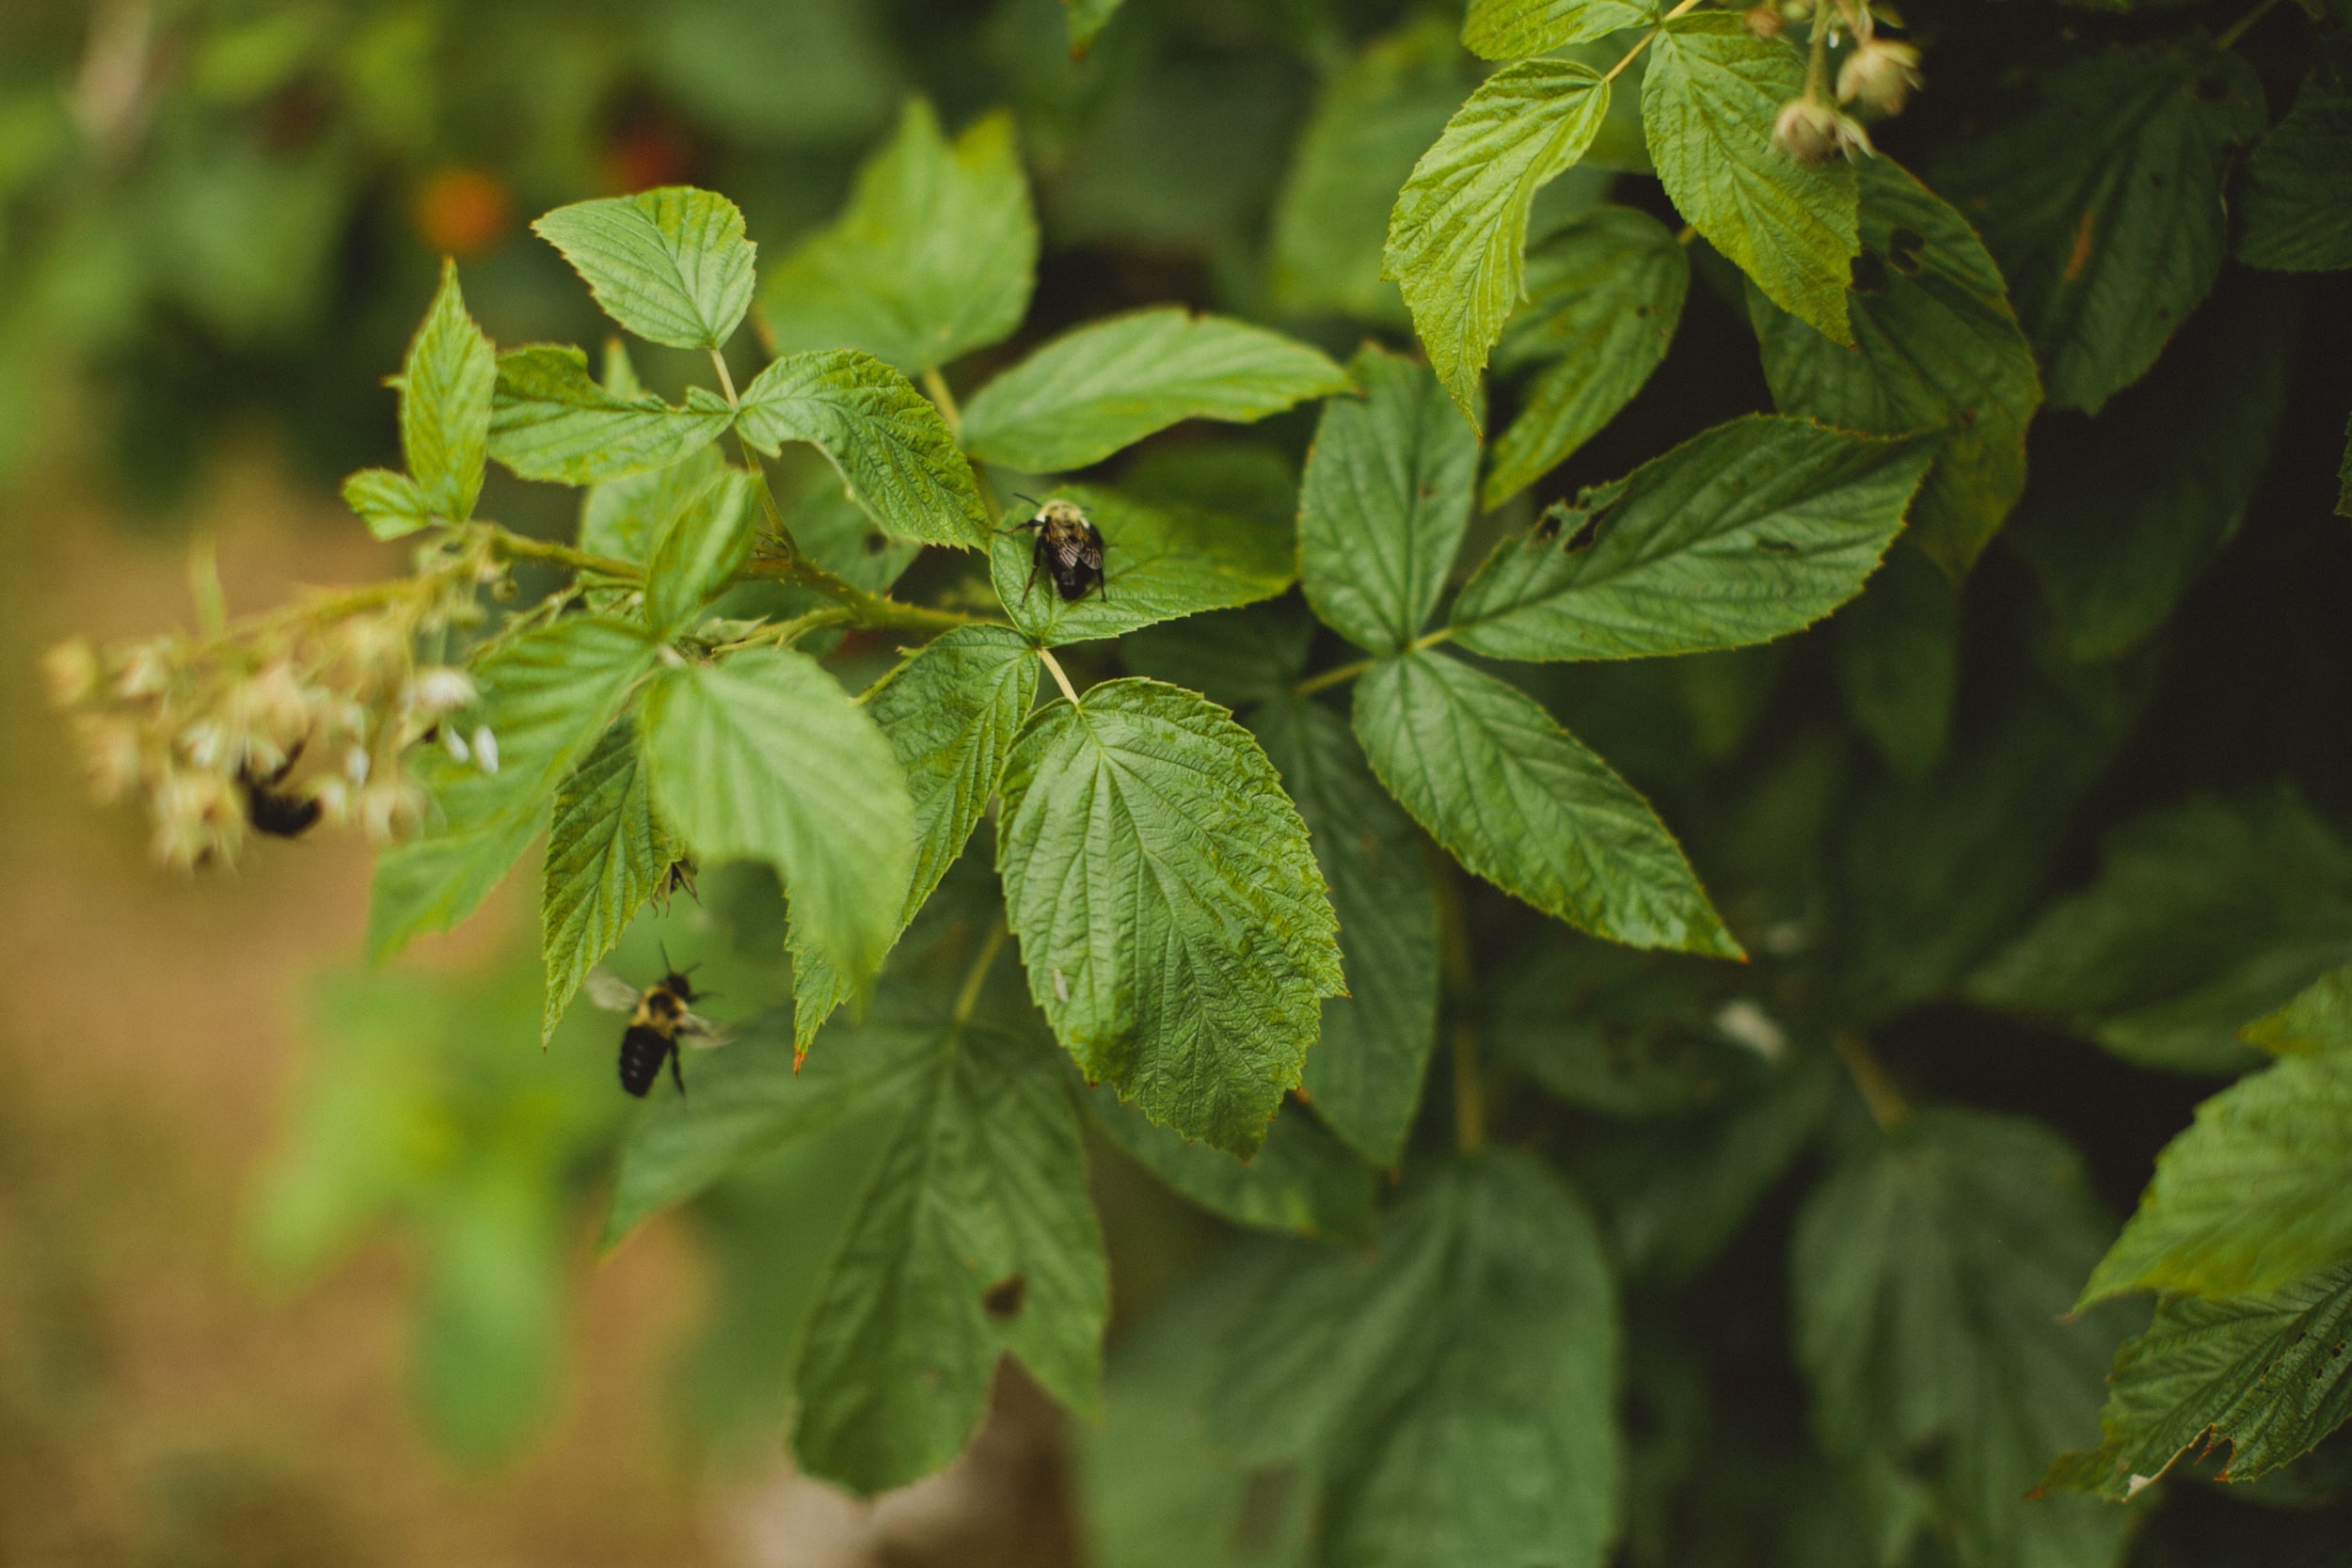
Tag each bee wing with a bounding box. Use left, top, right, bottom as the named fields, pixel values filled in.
left=678, top=1011, right=737, bottom=1050
left=585, top=969, right=644, bottom=1013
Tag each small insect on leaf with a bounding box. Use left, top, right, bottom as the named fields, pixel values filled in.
left=1007, top=499, right=1109, bottom=604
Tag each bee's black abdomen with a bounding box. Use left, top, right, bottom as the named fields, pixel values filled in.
left=618, top=1024, right=675, bottom=1097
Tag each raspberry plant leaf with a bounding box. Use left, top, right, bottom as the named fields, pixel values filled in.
left=396, top=258, right=496, bottom=530
left=640, top=465, right=758, bottom=633
left=538, top=718, right=678, bottom=1044
left=532, top=185, right=758, bottom=351
left=989, top=483, right=1295, bottom=646
left=1462, top=0, right=1663, bottom=59
left=487, top=343, right=734, bottom=485
left=1082, top=1084, right=1377, bottom=1243
left=2237, top=69, right=2352, bottom=272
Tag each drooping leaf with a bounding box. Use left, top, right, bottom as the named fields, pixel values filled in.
left=1933, top=39, right=2265, bottom=413
left=790, top=626, right=1039, bottom=1054
left=532, top=185, right=758, bottom=350
left=368, top=616, right=659, bottom=961
left=1208, top=1152, right=1622, bottom=1568
left=1749, top=157, right=2042, bottom=578
left=961, top=309, right=1349, bottom=472
left=487, top=344, right=734, bottom=485
left=1354, top=650, right=1740, bottom=958
left=1643, top=14, right=1858, bottom=345
left=1449, top=416, right=1936, bottom=661
left=2239, top=68, right=2352, bottom=271
left=1296, top=344, right=1479, bottom=655
left=1835, top=541, right=1959, bottom=782
left=1084, top=1085, right=1375, bottom=1243
left=1382, top=58, right=1611, bottom=425
left=991, top=483, right=1295, bottom=646
left=641, top=464, right=757, bottom=631
left=735, top=348, right=990, bottom=550
left=1792, top=1111, right=2134, bottom=1568
left=643, top=648, right=914, bottom=987
left=1485, top=205, right=1688, bottom=511
left=995, top=678, right=1344, bottom=1156
left=2047, top=1259, right=2352, bottom=1498
left=759, top=100, right=1037, bottom=373
left=1251, top=694, right=1439, bottom=1166
left=539, top=718, right=679, bottom=1042
left=1463, top=0, right=1662, bottom=59
left=1968, top=790, right=2352, bottom=1074
left=342, top=467, right=434, bottom=542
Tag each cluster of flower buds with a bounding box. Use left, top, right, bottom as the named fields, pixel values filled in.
left=1762, top=0, right=1922, bottom=166
left=45, top=545, right=500, bottom=870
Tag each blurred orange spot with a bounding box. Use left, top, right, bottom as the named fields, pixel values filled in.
left=600, top=123, right=695, bottom=195
left=410, top=166, right=511, bottom=258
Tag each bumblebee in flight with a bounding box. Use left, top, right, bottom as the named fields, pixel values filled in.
left=586, top=958, right=732, bottom=1097
left=1007, top=498, right=1107, bottom=604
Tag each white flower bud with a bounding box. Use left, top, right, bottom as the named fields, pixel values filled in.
left=471, top=725, right=499, bottom=775
left=1838, top=37, right=1922, bottom=116
left=1743, top=5, right=1783, bottom=40
left=408, top=666, right=477, bottom=718
left=441, top=726, right=471, bottom=764
left=345, top=746, right=373, bottom=786
left=41, top=640, right=100, bottom=708
left=1772, top=98, right=1873, bottom=164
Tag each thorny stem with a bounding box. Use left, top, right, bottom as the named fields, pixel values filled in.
left=1605, top=0, right=1705, bottom=84
left=1290, top=627, right=1452, bottom=699
left=1434, top=861, right=1485, bottom=1155
left=709, top=606, right=855, bottom=655
left=1038, top=646, right=1083, bottom=706
left=482, top=525, right=642, bottom=581
left=2216, top=0, right=2286, bottom=50
left=1832, top=1028, right=1912, bottom=1134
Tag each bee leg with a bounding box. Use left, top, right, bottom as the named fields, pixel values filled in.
left=669, top=1041, right=686, bottom=1098
left=1095, top=572, right=1109, bottom=603
left=1023, top=554, right=1040, bottom=603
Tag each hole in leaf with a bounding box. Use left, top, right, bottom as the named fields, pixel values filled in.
left=1886, top=227, right=1927, bottom=275
left=982, top=1275, right=1027, bottom=1320
left=862, top=532, right=888, bottom=555
left=1850, top=249, right=1889, bottom=295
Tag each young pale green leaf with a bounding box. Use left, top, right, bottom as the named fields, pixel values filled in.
left=735, top=348, right=989, bottom=550
left=1382, top=59, right=1611, bottom=426
left=1934, top=40, right=2265, bottom=413
left=1449, top=416, right=1935, bottom=662
left=1463, top=0, right=1662, bottom=58
left=488, top=344, right=733, bottom=485
left=643, top=648, right=914, bottom=987
left=2239, top=71, right=2352, bottom=272
left=1296, top=345, right=1479, bottom=655
left=1065, top=0, right=1126, bottom=54
left=1643, top=14, right=1857, bottom=346
left=2082, top=1049, right=2352, bottom=1305
left=342, top=467, right=434, bottom=541
left=539, top=718, right=679, bottom=1042
left=995, top=678, right=1343, bottom=1157
left=1085, top=1086, right=1375, bottom=1243
left=2047, top=1259, right=2352, bottom=1498
left=960, top=309, right=1350, bottom=473
left=759, top=101, right=1037, bottom=374
left=1793, top=1111, right=2134, bottom=1568
left=1485, top=205, right=1688, bottom=512
left=368, top=616, right=659, bottom=961
left=532, top=186, right=757, bottom=350
left=1968, top=791, right=2352, bottom=1074
left=1270, top=20, right=1473, bottom=322
left=794, top=1011, right=1107, bottom=1497
left=1749, top=157, right=2042, bottom=578
left=1354, top=651, right=1740, bottom=958
left=790, top=626, right=1039, bottom=1055
left=1252, top=695, right=1438, bottom=1166
left=2005, top=277, right=2292, bottom=662
left=991, top=483, right=1294, bottom=647
left=1836, top=541, right=1958, bottom=782
left=399, top=258, right=496, bottom=526
left=642, top=465, right=757, bottom=631
left=1209, top=1153, right=1621, bottom=1568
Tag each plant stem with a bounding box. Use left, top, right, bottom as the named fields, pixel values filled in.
left=1038, top=646, right=1082, bottom=705
left=2217, top=0, right=2285, bottom=50
left=708, top=346, right=739, bottom=408
left=1804, top=0, right=1834, bottom=101
left=1434, top=861, right=1485, bottom=1154
left=1291, top=628, right=1450, bottom=699
left=1605, top=0, right=1704, bottom=84
left=481, top=525, right=643, bottom=580
left=952, top=918, right=1009, bottom=1029
left=922, top=366, right=962, bottom=441
left=709, top=606, right=855, bottom=655
left=1832, top=1028, right=1912, bottom=1134
left=187, top=534, right=227, bottom=637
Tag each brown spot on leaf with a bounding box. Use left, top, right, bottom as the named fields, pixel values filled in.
left=2064, top=210, right=2096, bottom=282
left=983, top=1275, right=1028, bottom=1320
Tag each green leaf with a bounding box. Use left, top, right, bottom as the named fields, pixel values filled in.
left=2003, top=276, right=2293, bottom=662
left=1835, top=541, right=1958, bottom=782
left=1382, top=59, right=1611, bottom=425
left=1464, top=0, right=1661, bottom=58
left=1208, top=1152, right=1622, bottom=1568
left=782, top=474, right=922, bottom=594
left=1969, top=790, right=2352, bottom=1074
left=1120, top=600, right=1314, bottom=711
left=1270, top=20, right=1474, bottom=322
left=960, top=308, right=1350, bottom=472
left=1749, top=157, right=2042, bottom=578
left=1933, top=40, right=2265, bottom=413
left=1251, top=695, right=1438, bottom=1166
left=990, top=483, right=1295, bottom=647
left=2242, top=962, right=2352, bottom=1057
left=2342, top=412, right=2352, bottom=518
left=735, top=348, right=990, bottom=550
left=399, top=258, right=496, bottom=526
left=532, top=185, right=758, bottom=351
left=794, top=1006, right=1107, bottom=1496
left=2047, top=1259, right=2352, bottom=1498
left=642, top=465, right=757, bottom=631
left=790, top=626, right=1039, bottom=1055
left=1085, top=1086, right=1375, bottom=1243
left=1065, top=0, right=1126, bottom=55
left=643, top=648, right=914, bottom=987
left=1354, top=650, right=1740, bottom=958
left=1449, top=416, right=1936, bottom=662
left=995, top=678, right=1343, bottom=1156
left=1485, top=205, right=1688, bottom=512
left=759, top=100, right=1037, bottom=374
left=1296, top=344, right=1479, bottom=655
left=539, top=718, right=679, bottom=1043
left=1643, top=14, right=1857, bottom=346
left=487, top=344, right=734, bottom=485
left=341, top=467, right=433, bottom=541
left=2081, top=1043, right=2352, bottom=1304
left=2239, top=71, right=2352, bottom=271
left=368, top=616, right=659, bottom=961
left=1792, top=1111, right=2134, bottom=1568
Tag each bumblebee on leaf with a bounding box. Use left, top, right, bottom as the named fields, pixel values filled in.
left=1007, top=498, right=1107, bottom=604
left=586, top=955, right=733, bottom=1097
